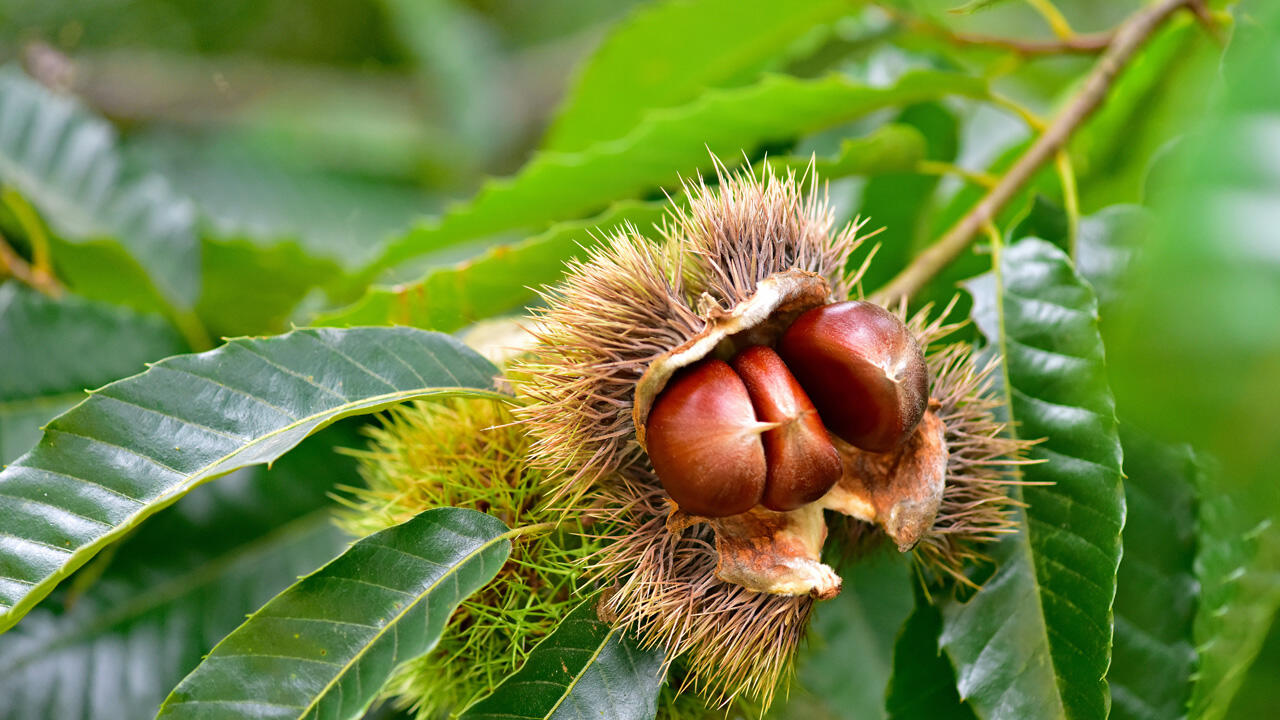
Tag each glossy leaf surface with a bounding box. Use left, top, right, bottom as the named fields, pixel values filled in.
left=460, top=600, right=666, bottom=720
left=158, top=507, right=512, bottom=719
left=0, top=327, right=499, bottom=632
left=0, top=428, right=356, bottom=719
left=945, top=238, right=1124, bottom=720
left=0, top=284, right=184, bottom=464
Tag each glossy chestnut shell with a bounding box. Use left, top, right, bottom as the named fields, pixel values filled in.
left=779, top=301, right=928, bottom=453
left=731, top=346, right=842, bottom=511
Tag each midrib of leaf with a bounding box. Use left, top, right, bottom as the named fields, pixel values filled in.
left=945, top=238, right=1124, bottom=720
left=542, top=625, right=619, bottom=719
left=987, top=236, right=1069, bottom=720
left=292, top=526, right=518, bottom=719
left=0, top=509, right=334, bottom=674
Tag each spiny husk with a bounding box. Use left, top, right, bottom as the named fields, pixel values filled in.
left=516, top=166, right=866, bottom=507
left=510, top=164, right=1029, bottom=707
left=590, top=470, right=812, bottom=709
left=677, top=163, right=863, bottom=306
left=511, top=166, right=866, bottom=707
left=517, top=231, right=702, bottom=508
left=335, top=399, right=592, bottom=719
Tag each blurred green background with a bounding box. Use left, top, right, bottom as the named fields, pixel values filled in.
left=0, top=0, right=648, bottom=267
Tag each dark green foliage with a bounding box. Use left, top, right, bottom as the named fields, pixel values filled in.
left=886, top=594, right=975, bottom=720
left=0, top=427, right=358, bottom=719
left=461, top=600, right=666, bottom=720
left=948, top=238, right=1123, bottom=720
left=0, top=327, right=499, bottom=632
left=158, top=508, right=512, bottom=719
left=1109, top=428, right=1198, bottom=720
left=776, top=552, right=914, bottom=720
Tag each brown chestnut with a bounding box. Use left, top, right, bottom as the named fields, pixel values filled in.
left=778, top=301, right=928, bottom=453
left=645, top=358, right=768, bottom=517
left=730, top=346, right=842, bottom=512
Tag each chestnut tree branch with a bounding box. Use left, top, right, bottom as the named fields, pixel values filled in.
left=872, top=0, right=1205, bottom=305
left=879, top=5, right=1113, bottom=56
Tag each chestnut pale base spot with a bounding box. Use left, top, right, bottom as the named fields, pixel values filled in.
left=710, top=504, right=841, bottom=599
left=818, top=407, right=949, bottom=552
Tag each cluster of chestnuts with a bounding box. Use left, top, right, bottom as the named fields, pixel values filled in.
left=646, top=300, right=929, bottom=518
left=514, top=167, right=1027, bottom=707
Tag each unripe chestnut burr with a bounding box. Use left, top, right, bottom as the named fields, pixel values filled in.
left=730, top=346, right=842, bottom=512
left=779, top=301, right=929, bottom=453
left=646, top=358, right=768, bottom=517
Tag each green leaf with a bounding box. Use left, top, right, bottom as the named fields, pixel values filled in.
left=325, top=123, right=927, bottom=332
left=0, top=326, right=500, bottom=633
left=542, top=0, right=851, bottom=153
left=0, top=427, right=356, bottom=719
left=0, top=284, right=185, bottom=464
left=1189, top=488, right=1280, bottom=720
left=196, top=235, right=343, bottom=338
left=944, top=238, right=1124, bottom=720
left=374, top=70, right=987, bottom=273
left=1221, top=618, right=1280, bottom=719
left=1008, top=195, right=1069, bottom=256
left=316, top=200, right=668, bottom=331
left=0, top=66, right=199, bottom=308
left=886, top=594, right=976, bottom=720
left=1073, top=205, right=1150, bottom=312
left=158, top=507, right=512, bottom=719
left=775, top=551, right=913, bottom=720
left=1108, top=428, right=1197, bottom=720
left=1071, top=20, right=1218, bottom=210
left=460, top=599, right=666, bottom=720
